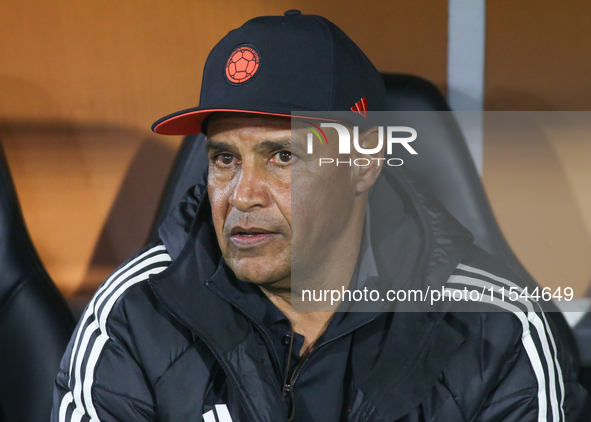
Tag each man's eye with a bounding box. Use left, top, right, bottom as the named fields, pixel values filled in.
left=215, top=153, right=235, bottom=166
left=273, top=150, right=292, bottom=164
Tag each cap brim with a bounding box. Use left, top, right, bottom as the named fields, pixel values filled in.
left=152, top=107, right=303, bottom=135
left=151, top=101, right=354, bottom=136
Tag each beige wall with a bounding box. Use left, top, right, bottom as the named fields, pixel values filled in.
left=484, top=1, right=591, bottom=297
left=485, top=0, right=591, bottom=111
left=0, top=0, right=447, bottom=129
left=1, top=0, right=590, bottom=298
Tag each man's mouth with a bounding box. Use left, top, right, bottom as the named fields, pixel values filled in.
left=229, top=226, right=279, bottom=248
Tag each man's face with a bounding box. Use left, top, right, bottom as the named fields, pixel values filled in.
left=207, top=114, right=293, bottom=288
left=206, top=113, right=365, bottom=290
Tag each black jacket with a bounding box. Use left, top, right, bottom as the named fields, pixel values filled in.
left=52, top=168, right=590, bottom=421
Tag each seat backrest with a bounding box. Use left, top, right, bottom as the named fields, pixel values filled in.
left=381, top=74, right=529, bottom=279
left=148, top=134, right=208, bottom=243
left=0, top=139, right=75, bottom=421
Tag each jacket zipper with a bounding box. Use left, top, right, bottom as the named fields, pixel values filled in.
left=284, top=313, right=382, bottom=420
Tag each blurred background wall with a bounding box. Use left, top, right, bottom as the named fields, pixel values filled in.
left=0, top=0, right=590, bottom=299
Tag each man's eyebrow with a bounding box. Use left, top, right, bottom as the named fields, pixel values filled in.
left=206, top=140, right=238, bottom=154
left=254, top=139, right=291, bottom=153
left=206, top=138, right=292, bottom=155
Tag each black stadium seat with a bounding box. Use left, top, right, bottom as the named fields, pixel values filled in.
left=0, top=139, right=76, bottom=421
left=382, top=74, right=537, bottom=285
left=148, top=133, right=208, bottom=243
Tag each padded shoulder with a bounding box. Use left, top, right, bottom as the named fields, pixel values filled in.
left=53, top=244, right=173, bottom=421
left=443, top=248, right=584, bottom=421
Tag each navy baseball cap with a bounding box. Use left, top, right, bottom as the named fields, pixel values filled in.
left=152, top=10, right=385, bottom=135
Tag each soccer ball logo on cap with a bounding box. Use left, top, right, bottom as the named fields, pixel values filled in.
left=225, top=45, right=260, bottom=84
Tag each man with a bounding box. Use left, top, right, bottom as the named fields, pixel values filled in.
left=52, top=11, right=589, bottom=421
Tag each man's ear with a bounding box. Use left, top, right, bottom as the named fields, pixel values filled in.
left=354, top=126, right=385, bottom=194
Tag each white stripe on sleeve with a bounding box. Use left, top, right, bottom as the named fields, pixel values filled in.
left=59, top=245, right=171, bottom=421
left=450, top=264, right=565, bottom=421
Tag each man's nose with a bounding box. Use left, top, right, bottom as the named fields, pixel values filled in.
left=228, top=163, right=271, bottom=211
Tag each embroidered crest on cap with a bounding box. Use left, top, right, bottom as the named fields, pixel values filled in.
left=225, top=45, right=260, bottom=85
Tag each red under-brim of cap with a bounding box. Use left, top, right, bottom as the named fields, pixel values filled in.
left=151, top=104, right=343, bottom=136
left=153, top=108, right=300, bottom=136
